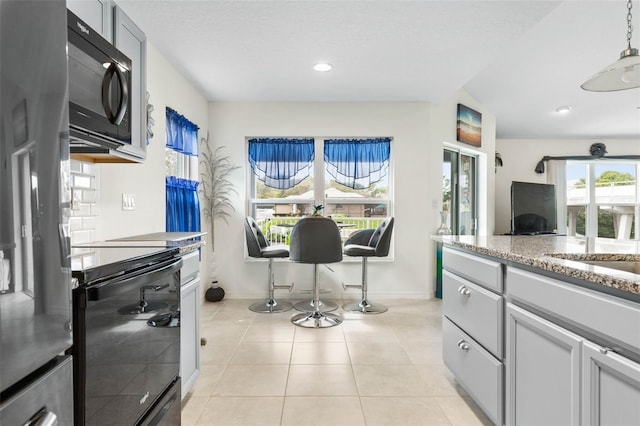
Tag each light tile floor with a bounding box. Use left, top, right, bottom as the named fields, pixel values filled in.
left=181, top=299, right=492, bottom=426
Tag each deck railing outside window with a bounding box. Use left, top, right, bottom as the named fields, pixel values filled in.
left=256, top=216, right=383, bottom=245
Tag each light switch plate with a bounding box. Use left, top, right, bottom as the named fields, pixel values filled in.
left=122, top=193, right=135, bottom=211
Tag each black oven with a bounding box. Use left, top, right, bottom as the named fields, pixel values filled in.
left=67, top=9, right=132, bottom=152
left=72, top=246, right=182, bottom=425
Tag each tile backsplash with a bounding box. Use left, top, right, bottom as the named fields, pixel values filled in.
left=70, top=160, right=100, bottom=244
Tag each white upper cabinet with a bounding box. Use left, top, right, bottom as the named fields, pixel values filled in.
left=113, top=5, right=147, bottom=161
left=67, top=0, right=112, bottom=40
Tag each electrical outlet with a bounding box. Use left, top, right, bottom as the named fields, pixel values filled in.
left=122, top=193, right=135, bottom=211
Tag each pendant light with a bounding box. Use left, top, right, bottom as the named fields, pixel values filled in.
left=581, top=0, right=640, bottom=91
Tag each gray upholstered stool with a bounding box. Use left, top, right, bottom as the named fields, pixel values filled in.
left=342, top=217, right=394, bottom=314
left=289, top=216, right=343, bottom=328
left=244, top=217, right=293, bottom=313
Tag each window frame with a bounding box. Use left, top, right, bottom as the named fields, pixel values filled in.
left=246, top=137, right=393, bottom=248
left=565, top=160, right=639, bottom=240
left=165, top=148, right=198, bottom=181
left=443, top=145, right=479, bottom=236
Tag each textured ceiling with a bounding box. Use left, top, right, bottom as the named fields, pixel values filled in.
left=118, top=0, right=640, bottom=140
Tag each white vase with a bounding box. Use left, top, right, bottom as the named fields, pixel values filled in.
left=436, top=211, right=451, bottom=235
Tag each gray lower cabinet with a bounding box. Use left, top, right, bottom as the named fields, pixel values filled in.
left=180, top=250, right=201, bottom=398
left=180, top=275, right=201, bottom=397
left=443, top=247, right=640, bottom=425
left=443, top=318, right=503, bottom=425
left=443, top=270, right=503, bottom=357
left=442, top=246, right=503, bottom=293
left=442, top=247, right=504, bottom=425
left=582, top=341, right=640, bottom=425
left=506, top=266, right=640, bottom=426
left=505, top=303, right=581, bottom=426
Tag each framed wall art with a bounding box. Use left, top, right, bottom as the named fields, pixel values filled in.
left=456, top=104, right=482, bottom=147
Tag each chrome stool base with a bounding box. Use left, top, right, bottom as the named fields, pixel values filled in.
left=294, top=299, right=338, bottom=313
left=249, top=299, right=294, bottom=313
left=291, top=311, right=342, bottom=328
left=343, top=300, right=388, bottom=314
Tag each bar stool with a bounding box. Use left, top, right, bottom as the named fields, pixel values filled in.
left=342, top=217, right=394, bottom=314
left=289, top=216, right=343, bottom=328
left=244, top=217, right=293, bottom=313
left=294, top=295, right=338, bottom=313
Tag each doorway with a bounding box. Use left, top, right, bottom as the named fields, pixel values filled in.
left=443, top=148, right=478, bottom=235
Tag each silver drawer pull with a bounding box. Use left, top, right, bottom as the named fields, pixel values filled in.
left=457, top=285, right=471, bottom=297
left=457, top=339, right=470, bottom=352
left=599, top=347, right=613, bottom=355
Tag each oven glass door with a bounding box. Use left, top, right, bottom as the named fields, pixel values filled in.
left=67, top=13, right=131, bottom=146
left=74, top=258, right=181, bottom=425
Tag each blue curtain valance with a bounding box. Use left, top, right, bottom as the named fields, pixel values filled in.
left=166, top=176, right=201, bottom=232
left=324, top=138, right=391, bottom=189
left=248, top=138, right=315, bottom=189
left=166, top=107, right=199, bottom=156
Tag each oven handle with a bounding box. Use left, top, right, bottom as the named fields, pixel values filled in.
left=87, top=257, right=182, bottom=301
left=24, top=407, right=57, bottom=426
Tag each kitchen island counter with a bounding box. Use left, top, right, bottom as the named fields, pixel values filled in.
left=436, top=235, right=640, bottom=425
left=433, top=235, right=640, bottom=299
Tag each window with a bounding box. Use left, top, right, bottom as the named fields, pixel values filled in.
left=566, top=161, right=638, bottom=239
left=165, top=107, right=199, bottom=181
left=165, top=107, right=200, bottom=232
left=248, top=137, right=392, bottom=244
left=165, top=149, right=198, bottom=181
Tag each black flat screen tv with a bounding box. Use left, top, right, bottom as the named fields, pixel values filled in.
left=510, top=181, right=558, bottom=235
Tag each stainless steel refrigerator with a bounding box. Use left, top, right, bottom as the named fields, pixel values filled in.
left=0, top=1, right=74, bottom=424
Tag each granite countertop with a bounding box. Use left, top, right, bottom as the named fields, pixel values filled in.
left=433, top=235, right=640, bottom=297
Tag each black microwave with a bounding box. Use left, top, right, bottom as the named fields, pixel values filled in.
left=67, top=9, right=132, bottom=151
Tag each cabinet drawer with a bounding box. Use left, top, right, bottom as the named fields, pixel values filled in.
left=507, top=267, right=640, bottom=355
left=180, top=250, right=200, bottom=285
left=443, top=270, right=503, bottom=357
left=443, top=247, right=503, bottom=292
left=443, top=317, right=503, bottom=426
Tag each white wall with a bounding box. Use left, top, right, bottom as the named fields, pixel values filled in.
left=90, top=50, right=497, bottom=300
left=494, top=138, right=640, bottom=234
left=432, top=89, right=497, bottom=236
left=97, top=43, right=209, bottom=240
left=207, top=96, right=496, bottom=300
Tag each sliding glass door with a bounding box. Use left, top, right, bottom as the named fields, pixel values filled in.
left=443, top=149, right=477, bottom=235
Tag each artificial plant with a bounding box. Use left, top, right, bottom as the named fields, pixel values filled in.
left=199, top=134, right=239, bottom=299
left=199, top=134, right=239, bottom=243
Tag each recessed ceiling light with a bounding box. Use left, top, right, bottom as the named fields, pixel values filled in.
left=313, top=63, right=333, bottom=72
left=555, top=105, right=573, bottom=114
